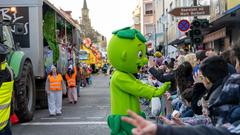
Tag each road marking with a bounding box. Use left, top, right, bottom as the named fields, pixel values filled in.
left=62, top=105, right=109, bottom=109
left=97, top=106, right=110, bottom=108
left=40, top=118, right=57, bottom=120
left=63, top=117, right=81, bottom=120
left=21, top=121, right=107, bottom=126
left=87, top=117, right=103, bottom=119
left=79, top=106, right=92, bottom=108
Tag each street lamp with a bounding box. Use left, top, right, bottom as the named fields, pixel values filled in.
left=161, top=15, right=169, bottom=56
left=164, top=22, right=169, bottom=56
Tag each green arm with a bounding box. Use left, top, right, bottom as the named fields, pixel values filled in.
left=153, top=82, right=171, bottom=96
left=114, top=72, right=170, bottom=99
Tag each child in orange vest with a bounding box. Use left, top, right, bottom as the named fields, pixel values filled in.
left=65, top=66, right=78, bottom=104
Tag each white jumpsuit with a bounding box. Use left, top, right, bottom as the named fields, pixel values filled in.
left=45, top=75, right=66, bottom=115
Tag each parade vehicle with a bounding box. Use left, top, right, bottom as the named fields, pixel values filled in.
left=80, top=38, right=104, bottom=73
left=0, top=0, right=81, bottom=122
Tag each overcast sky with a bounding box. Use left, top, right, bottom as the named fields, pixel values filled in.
left=49, top=0, right=138, bottom=41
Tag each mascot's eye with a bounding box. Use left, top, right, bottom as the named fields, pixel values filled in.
left=138, top=51, right=143, bottom=59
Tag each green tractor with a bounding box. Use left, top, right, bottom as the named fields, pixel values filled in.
left=0, top=10, right=35, bottom=122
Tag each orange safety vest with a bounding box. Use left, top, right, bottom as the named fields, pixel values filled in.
left=48, top=74, right=63, bottom=91
left=65, top=73, right=76, bottom=87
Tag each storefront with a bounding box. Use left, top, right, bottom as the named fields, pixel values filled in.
left=203, top=4, right=240, bottom=53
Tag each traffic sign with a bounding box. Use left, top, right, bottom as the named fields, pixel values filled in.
left=178, top=20, right=190, bottom=32
left=169, top=6, right=210, bottom=17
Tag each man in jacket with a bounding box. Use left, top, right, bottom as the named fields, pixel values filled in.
left=0, top=44, right=14, bottom=135
left=210, top=45, right=240, bottom=124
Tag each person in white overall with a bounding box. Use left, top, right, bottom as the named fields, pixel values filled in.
left=45, top=65, right=66, bottom=116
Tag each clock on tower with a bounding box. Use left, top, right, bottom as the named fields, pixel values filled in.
left=83, top=10, right=88, bottom=16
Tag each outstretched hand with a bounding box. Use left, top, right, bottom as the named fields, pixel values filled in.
left=159, top=116, right=185, bottom=126
left=153, top=81, right=171, bottom=97
left=121, top=110, right=157, bottom=135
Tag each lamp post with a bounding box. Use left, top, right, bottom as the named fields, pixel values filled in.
left=165, top=22, right=168, bottom=56
left=154, top=24, right=157, bottom=52
left=162, top=15, right=169, bottom=57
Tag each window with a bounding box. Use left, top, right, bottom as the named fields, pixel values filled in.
left=3, top=26, right=14, bottom=49
left=170, top=3, right=174, bottom=21
left=175, top=0, right=180, bottom=7
left=183, top=0, right=187, bottom=6
left=133, top=16, right=140, bottom=24
left=145, top=24, right=154, bottom=34
left=145, top=3, right=153, bottom=15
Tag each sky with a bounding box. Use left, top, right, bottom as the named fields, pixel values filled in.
left=49, top=0, right=138, bottom=41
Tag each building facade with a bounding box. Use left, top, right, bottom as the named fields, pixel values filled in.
left=154, top=0, right=194, bottom=57
left=203, top=0, right=240, bottom=53
left=132, top=0, right=141, bottom=31
left=136, top=0, right=225, bottom=57
left=140, top=0, right=156, bottom=51
left=153, top=0, right=211, bottom=57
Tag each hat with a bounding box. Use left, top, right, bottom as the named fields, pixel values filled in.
left=154, top=51, right=162, bottom=58
left=0, top=44, right=10, bottom=55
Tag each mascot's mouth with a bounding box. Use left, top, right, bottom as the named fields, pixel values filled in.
left=137, top=65, right=141, bottom=70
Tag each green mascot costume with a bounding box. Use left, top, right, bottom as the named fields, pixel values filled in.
left=107, top=27, right=171, bottom=135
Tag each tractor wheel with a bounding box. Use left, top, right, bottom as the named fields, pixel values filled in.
left=14, top=61, right=36, bottom=122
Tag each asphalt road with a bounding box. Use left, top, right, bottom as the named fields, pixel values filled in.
left=12, top=74, right=111, bottom=135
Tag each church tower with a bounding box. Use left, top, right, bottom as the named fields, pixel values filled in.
left=81, top=0, right=93, bottom=38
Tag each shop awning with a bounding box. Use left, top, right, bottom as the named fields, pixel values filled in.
left=207, top=4, right=240, bottom=32
left=168, top=36, right=188, bottom=46
left=203, top=4, right=240, bottom=43
left=168, top=39, right=181, bottom=45
left=203, top=27, right=226, bottom=43
left=224, top=4, right=240, bottom=15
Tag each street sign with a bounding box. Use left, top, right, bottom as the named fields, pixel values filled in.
left=169, top=6, right=210, bottom=17
left=178, top=20, right=190, bottom=32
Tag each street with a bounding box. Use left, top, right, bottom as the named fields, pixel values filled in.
left=12, top=74, right=110, bottom=135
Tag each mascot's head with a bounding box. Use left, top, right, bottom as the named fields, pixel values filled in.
left=107, top=27, right=148, bottom=74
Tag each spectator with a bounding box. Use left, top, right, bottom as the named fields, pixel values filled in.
left=86, top=66, right=92, bottom=85
left=206, top=50, right=218, bottom=57
left=149, top=61, right=176, bottom=95
left=184, top=53, right=197, bottom=68
left=179, top=87, right=194, bottom=118
left=233, top=45, right=240, bottom=73
left=199, top=56, right=230, bottom=125
left=191, top=51, right=208, bottom=115
left=175, top=61, right=194, bottom=93
left=76, top=63, right=82, bottom=97
left=121, top=110, right=240, bottom=135
left=81, top=65, right=88, bottom=87
left=174, top=55, right=185, bottom=69
left=193, top=50, right=207, bottom=74
left=220, top=49, right=236, bottom=74
left=209, top=45, right=240, bottom=124
left=154, top=51, right=163, bottom=67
